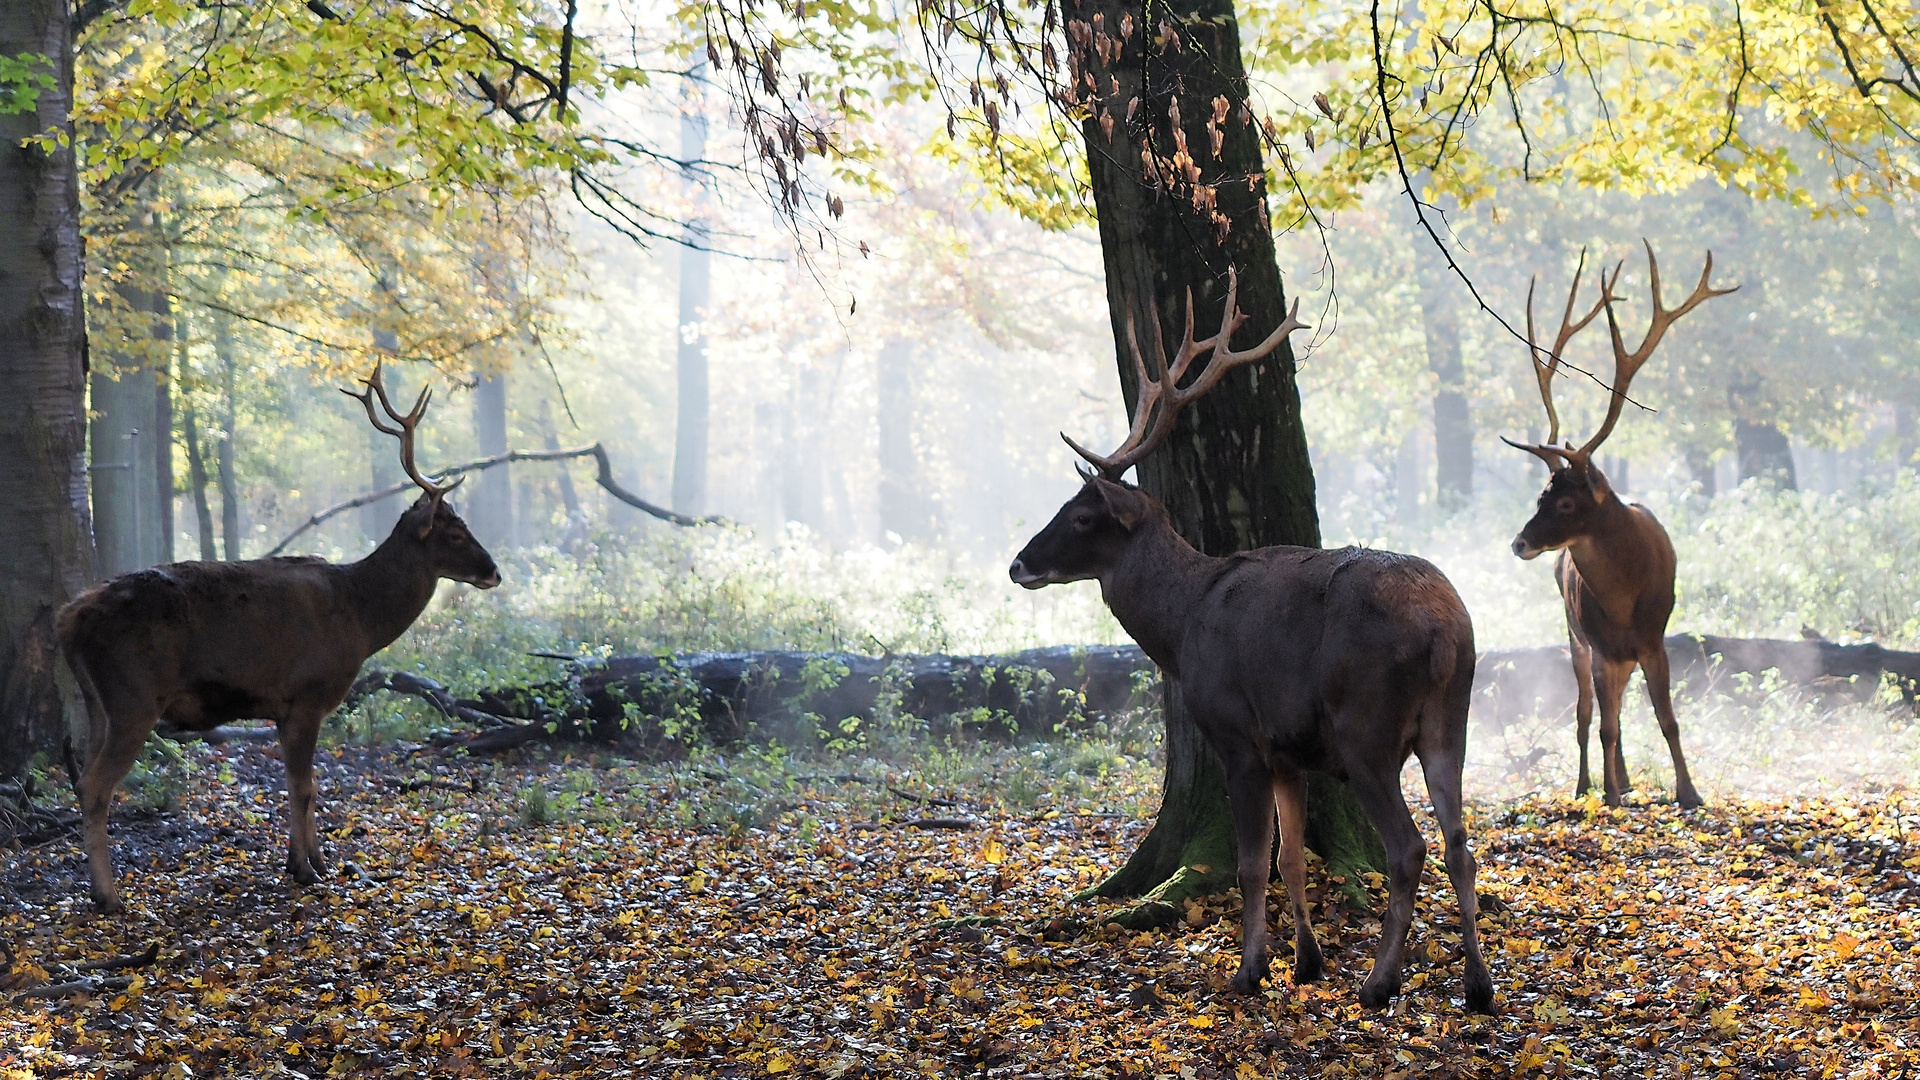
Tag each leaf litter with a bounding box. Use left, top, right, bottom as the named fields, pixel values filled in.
left=3, top=740, right=1918, bottom=1079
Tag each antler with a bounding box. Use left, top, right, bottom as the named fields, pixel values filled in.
left=1064, top=267, right=1309, bottom=480
left=341, top=364, right=464, bottom=501
left=1500, top=250, right=1620, bottom=471
left=1577, top=240, right=1737, bottom=459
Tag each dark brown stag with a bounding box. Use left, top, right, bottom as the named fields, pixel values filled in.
left=1502, top=241, right=1735, bottom=809
left=1010, top=271, right=1493, bottom=1013
left=61, top=367, right=500, bottom=912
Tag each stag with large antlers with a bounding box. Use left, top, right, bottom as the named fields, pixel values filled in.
left=1010, top=270, right=1493, bottom=1013
left=1503, top=241, right=1736, bottom=809
left=61, top=366, right=499, bottom=912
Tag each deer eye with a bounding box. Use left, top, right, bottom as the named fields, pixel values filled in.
left=1071, top=512, right=1095, bottom=529
left=1554, top=497, right=1577, bottom=515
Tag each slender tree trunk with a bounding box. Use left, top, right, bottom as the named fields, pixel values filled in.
left=153, top=282, right=173, bottom=564
left=1068, top=0, right=1383, bottom=914
left=90, top=202, right=172, bottom=572
left=216, top=314, right=242, bottom=559
left=180, top=316, right=216, bottom=562
left=0, top=5, right=92, bottom=780
left=184, top=405, right=216, bottom=561
left=471, top=372, right=512, bottom=545
left=1397, top=192, right=1471, bottom=506
left=672, top=63, right=711, bottom=516
left=877, top=335, right=937, bottom=543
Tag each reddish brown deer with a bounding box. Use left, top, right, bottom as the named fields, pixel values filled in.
left=1010, top=271, right=1493, bottom=1013
left=1502, top=241, right=1735, bottom=809
left=61, top=366, right=499, bottom=912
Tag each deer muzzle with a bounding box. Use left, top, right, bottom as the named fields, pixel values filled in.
left=1008, top=558, right=1048, bottom=590
left=1511, top=535, right=1546, bottom=561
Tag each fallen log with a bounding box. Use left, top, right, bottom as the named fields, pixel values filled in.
left=343, top=634, right=1920, bottom=755
left=1471, top=633, right=1920, bottom=732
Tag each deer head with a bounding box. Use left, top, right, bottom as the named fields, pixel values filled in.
left=345, top=365, right=500, bottom=588
left=1011, top=268, right=1306, bottom=587
left=1504, top=242, right=1735, bottom=559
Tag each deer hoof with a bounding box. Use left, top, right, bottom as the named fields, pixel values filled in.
left=287, top=853, right=321, bottom=885
left=91, top=888, right=123, bottom=915
left=1464, top=968, right=1496, bottom=1015
left=1356, top=974, right=1400, bottom=1010
left=1293, top=945, right=1324, bottom=985
left=1227, top=968, right=1264, bottom=995
left=1677, top=790, right=1705, bottom=810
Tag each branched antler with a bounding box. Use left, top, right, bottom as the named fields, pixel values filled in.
left=1504, top=242, right=1735, bottom=472
left=342, top=364, right=464, bottom=505
left=1065, top=267, right=1308, bottom=480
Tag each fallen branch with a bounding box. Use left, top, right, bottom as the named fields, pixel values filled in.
left=14, top=975, right=134, bottom=1000
left=71, top=944, right=159, bottom=973
left=889, top=786, right=962, bottom=808
left=268, top=443, right=727, bottom=555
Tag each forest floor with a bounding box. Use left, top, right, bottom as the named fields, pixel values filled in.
left=2, top=736, right=1918, bottom=1079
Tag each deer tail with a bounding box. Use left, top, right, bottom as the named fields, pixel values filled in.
left=58, top=633, right=110, bottom=773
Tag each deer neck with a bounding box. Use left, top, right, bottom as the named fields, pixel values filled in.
left=1563, top=496, right=1653, bottom=615
left=1097, top=515, right=1217, bottom=679
left=344, top=531, right=440, bottom=654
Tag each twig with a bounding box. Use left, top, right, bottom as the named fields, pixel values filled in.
left=268, top=443, right=729, bottom=555
left=71, top=944, right=159, bottom=973
left=795, top=774, right=882, bottom=785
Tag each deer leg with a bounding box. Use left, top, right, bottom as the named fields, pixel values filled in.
left=1343, top=757, right=1425, bottom=1010
left=1594, top=660, right=1631, bottom=807
left=1272, top=772, right=1322, bottom=985
left=76, top=693, right=159, bottom=914
left=1225, top=759, right=1277, bottom=995
left=1569, top=635, right=1595, bottom=798
left=1641, top=648, right=1703, bottom=808
left=1417, top=729, right=1495, bottom=1014
left=278, top=710, right=327, bottom=884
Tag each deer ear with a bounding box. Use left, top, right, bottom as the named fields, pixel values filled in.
left=1093, top=478, right=1152, bottom=529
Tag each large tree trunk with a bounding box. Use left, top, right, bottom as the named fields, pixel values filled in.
left=1068, top=0, right=1383, bottom=915
left=0, top=3, right=92, bottom=780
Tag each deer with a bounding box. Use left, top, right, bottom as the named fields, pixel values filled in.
left=1009, top=269, right=1494, bottom=1014
left=1502, top=241, right=1735, bottom=810
left=60, top=366, right=500, bottom=913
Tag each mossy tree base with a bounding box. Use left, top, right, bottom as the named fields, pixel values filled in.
left=1080, top=685, right=1387, bottom=926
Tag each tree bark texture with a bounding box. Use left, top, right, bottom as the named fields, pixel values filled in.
left=1064, top=0, right=1381, bottom=911
left=470, top=372, right=512, bottom=546
left=0, top=2, right=93, bottom=780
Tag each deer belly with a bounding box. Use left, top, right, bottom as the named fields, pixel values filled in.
left=160, top=682, right=274, bottom=732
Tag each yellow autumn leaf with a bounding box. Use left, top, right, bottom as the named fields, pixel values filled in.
left=1188, top=1014, right=1214, bottom=1029
left=766, top=1052, right=797, bottom=1074
left=1831, top=932, right=1859, bottom=959
left=981, top=838, right=1006, bottom=865
left=687, top=870, right=709, bottom=894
